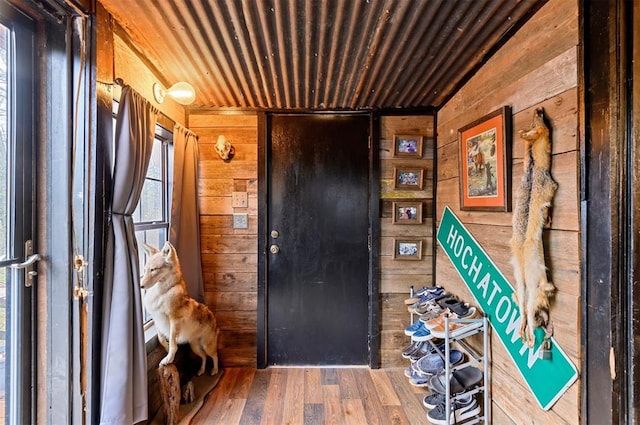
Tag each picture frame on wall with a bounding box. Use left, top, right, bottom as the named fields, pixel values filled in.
left=393, top=167, right=425, bottom=190
left=393, top=134, right=424, bottom=158
left=392, top=201, right=423, bottom=225
left=458, top=106, right=512, bottom=211
left=393, top=238, right=423, bottom=260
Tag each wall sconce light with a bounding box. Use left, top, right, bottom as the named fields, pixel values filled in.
left=153, top=81, right=196, bottom=105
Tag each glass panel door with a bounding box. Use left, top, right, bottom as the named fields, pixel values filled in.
left=0, top=10, right=36, bottom=424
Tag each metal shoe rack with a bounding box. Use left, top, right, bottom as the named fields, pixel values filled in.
left=409, top=286, right=491, bottom=424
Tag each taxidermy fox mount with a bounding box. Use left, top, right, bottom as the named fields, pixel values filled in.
left=510, top=108, right=558, bottom=347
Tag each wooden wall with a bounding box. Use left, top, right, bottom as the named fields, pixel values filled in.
left=189, top=112, right=259, bottom=367
left=379, top=115, right=435, bottom=367
left=435, top=0, right=580, bottom=422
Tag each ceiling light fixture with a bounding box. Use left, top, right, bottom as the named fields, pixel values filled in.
left=153, top=81, right=196, bottom=105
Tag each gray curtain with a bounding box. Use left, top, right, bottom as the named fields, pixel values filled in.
left=169, top=124, right=205, bottom=302
left=100, top=86, right=158, bottom=424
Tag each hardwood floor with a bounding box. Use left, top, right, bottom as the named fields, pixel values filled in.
left=190, top=367, right=431, bottom=425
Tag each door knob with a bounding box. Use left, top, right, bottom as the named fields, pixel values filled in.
left=270, top=244, right=280, bottom=254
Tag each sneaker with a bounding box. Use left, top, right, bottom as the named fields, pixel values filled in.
left=429, top=309, right=480, bottom=339
left=419, top=305, right=445, bottom=322
left=423, top=392, right=446, bottom=409
left=411, top=325, right=433, bottom=342
left=401, top=340, right=424, bottom=358
left=426, top=395, right=480, bottom=424
left=404, top=286, right=443, bottom=304
left=404, top=365, right=414, bottom=378
left=415, top=350, right=464, bottom=375
left=404, top=321, right=424, bottom=336
left=409, top=341, right=433, bottom=362
left=409, top=370, right=431, bottom=387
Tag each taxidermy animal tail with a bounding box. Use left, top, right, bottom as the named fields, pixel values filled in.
left=510, top=108, right=558, bottom=347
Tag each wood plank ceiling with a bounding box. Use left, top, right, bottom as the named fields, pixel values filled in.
left=100, top=0, right=546, bottom=111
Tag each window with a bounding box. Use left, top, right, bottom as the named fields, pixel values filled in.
left=134, top=126, right=173, bottom=324
left=112, top=103, right=173, bottom=325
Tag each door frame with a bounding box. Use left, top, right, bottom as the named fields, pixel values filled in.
left=256, top=111, right=380, bottom=369
left=580, top=0, right=638, bottom=423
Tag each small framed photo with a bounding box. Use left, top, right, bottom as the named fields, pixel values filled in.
left=393, top=239, right=423, bottom=260
left=458, top=106, right=512, bottom=211
left=392, top=202, right=423, bottom=225
left=393, top=167, right=424, bottom=190
left=393, top=134, right=424, bottom=158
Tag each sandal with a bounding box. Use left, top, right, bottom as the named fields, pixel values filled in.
left=428, top=366, right=483, bottom=394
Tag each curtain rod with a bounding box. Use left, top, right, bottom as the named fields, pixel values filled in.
left=114, top=77, right=178, bottom=127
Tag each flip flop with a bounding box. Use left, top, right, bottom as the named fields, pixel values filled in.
left=428, top=366, right=483, bottom=395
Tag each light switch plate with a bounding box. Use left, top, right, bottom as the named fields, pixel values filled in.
left=232, top=213, right=248, bottom=229
left=232, top=192, right=248, bottom=208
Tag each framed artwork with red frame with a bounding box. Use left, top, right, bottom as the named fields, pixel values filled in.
left=458, top=106, right=512, bottom=211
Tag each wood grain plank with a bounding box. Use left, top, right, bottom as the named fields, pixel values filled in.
left=200, top=214, right=258, bottom=235
left=259, top=369, right=286, bottom=425
left=322, top=368, right=339, bottom=385
left=303, top=403, right=324, bottom=425
left=384, top=405, right=411, bottom=425
left=323, top=385, right=345, bottom=425
left=342, top=399, right=368, bottom=425
left=189, top=113, right=257, bottom=128
left=352, top=368, right=387, bottom=425
left=201, top=253, right=258, bottom=273
left=191, top=368, right=241, bottom=424
left=380, top=116, right=435, bottom=140
left=305, top=368, right=323, bottom=404
left=369, top=370, right=401, bottom=406
left=387, top=367, right=430, bottom=425
left=228, top=367, right=256, bottom=399
left=203, top=272, right=257, bottom=292
left=381, top=274, right=432, bottom=294
left=281, top=368, right=305, bottom=425
left=205, top=291, right=257, bottom=311
left=201, top=235, right=257, bottom=254
left=337, top=369, right=360, bottom=400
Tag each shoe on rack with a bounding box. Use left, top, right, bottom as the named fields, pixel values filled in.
left=429, top=309, right=480, bottom=339
left=423, top=392, right=446, bottom=409
left=404, top=286, right=444, bottom=304
left=419, top=305, right=445, bottom=322
left=426, top=394, right=480, bottom=424
left=429, top=366, right=483, bottom=395
left=401, top=340, right=425, bottom=358
left=409, top=370, right=431, bottom=387
left=409, top=341, right=433, bottom=362
left=404, top=321, right=424, bottom=336
left=415, top=350, right=464, bottom=375
left=411, top=325, right=434, bottom=342
left=409, top=299, right=441, bottom=315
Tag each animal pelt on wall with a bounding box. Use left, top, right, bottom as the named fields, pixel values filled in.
left=510, top=108, right=558, bottom=347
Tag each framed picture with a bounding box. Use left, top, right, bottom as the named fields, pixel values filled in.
left=393, top=239, right=423, bottom=260
left=393, top=134, right=423, bottom=158
left=392, top=202, right=423, bottom=225
left=458, top=106, right=512, bottom=211
left=393, top=167, right=424, bottom=190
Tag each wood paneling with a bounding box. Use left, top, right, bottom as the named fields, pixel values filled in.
left=435, top=0, right=580, bottom=422
left=193, top=112, right=259, bottom=367
left=379, top=114, right=435, bottom=368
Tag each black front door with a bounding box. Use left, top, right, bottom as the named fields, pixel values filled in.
left=266, top=114, right=370, bottom=366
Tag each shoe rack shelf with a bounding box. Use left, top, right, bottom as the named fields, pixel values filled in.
left=408, top=286, right=490, bottom=425
left=427, top=315, right=490, bottom=424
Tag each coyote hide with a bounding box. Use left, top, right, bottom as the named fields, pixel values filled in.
left=510, top=108, right=558, bottom=347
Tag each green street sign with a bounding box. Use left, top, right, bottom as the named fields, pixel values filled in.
left=437, top=206, right=578, bottom=410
